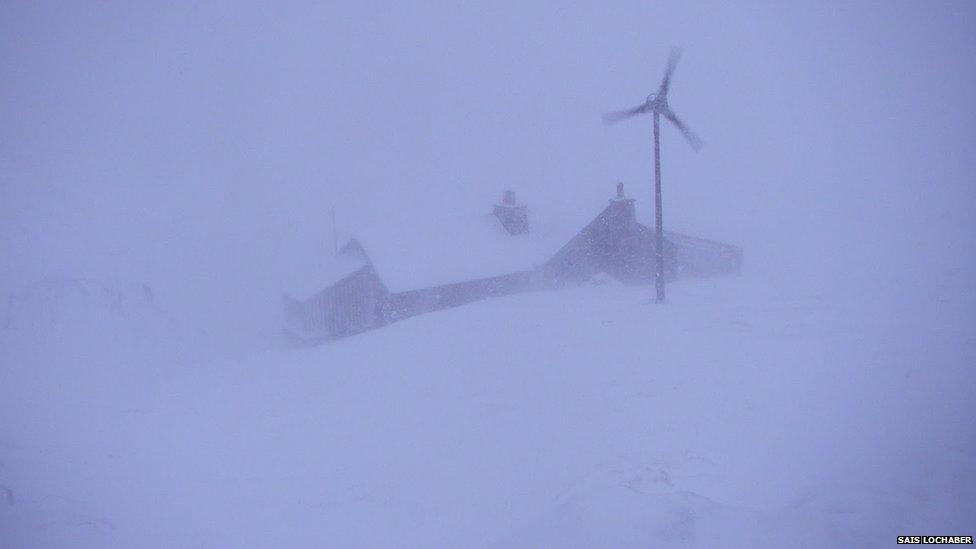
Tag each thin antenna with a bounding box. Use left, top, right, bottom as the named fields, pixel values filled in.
left=331, top=208, right=338, bottom=255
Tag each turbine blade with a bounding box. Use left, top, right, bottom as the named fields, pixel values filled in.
left=662, top=107, right=702, bottom=150
left=602, top=105, right=646, bottom=125
left=657, top=47, right=683, bottom=98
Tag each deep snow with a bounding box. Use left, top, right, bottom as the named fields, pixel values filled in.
left=1, top=273, right=972, bottom=547
left=3, top=1, right=975, bottom=546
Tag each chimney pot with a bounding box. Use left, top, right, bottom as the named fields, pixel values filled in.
left=494, top=190, right=529, bottom=235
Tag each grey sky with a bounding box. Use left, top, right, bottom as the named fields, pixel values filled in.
left=2, top=1, right=974, bottom=329
left=2, top=3, right=975, bottom=545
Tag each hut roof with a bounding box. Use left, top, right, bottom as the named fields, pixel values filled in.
left=282, top=185, right=741, bottom=300
left=342, top=202, right=602, bottom=293
left=284, top=247, right=370, bottom=301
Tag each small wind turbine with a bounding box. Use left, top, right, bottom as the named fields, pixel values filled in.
left=604, top=48, right=701, bottom=304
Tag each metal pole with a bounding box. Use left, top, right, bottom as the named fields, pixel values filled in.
left=653, top=111, right=665, bottom=303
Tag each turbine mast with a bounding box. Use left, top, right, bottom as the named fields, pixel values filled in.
left=603, top=48, right=700, bottom=305
left=653, top=111, right=665, bottom=303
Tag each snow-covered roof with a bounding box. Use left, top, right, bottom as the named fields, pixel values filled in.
left=283, top=246, right=369, bottom=300
left=343, top=201, right=602, bottom=293
left=281, top=186, right=744, bottom=300
left=283, top=178, right=733, bottom=299
left=663, top=230, right=742, bottom=252
left=280, top=191, right=613, bottom=298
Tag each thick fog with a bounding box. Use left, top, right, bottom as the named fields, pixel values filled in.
left=2, top=1, right=974, bottom=547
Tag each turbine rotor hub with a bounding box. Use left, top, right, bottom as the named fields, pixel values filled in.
left=646, top=93, right=667, bottom=112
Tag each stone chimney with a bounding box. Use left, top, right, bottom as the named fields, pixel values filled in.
left=608, top=182, right=636, bottom=226
left=493, top=190, right=529, bottom=235
left=606, top=182, right=641, bottom=280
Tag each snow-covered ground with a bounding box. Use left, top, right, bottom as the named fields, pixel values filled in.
left=2, top=272, right=972, bottom=547
left=3, top=3, right=975, bottom=546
